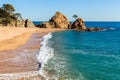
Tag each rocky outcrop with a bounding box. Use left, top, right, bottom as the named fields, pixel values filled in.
left=86, top=27, right=105, bottom=32
left=40, top=12, right=69, bottom=29
left=49, top=12, right=69, bottom=29
left=2, top=20, right=25, bottom=27
left=24, top=19, right=35, bottom=27
left=71, top=18, right=86, bottom=30
left=0, top=19, right=35, bottom=28
left=15, top=20, right=25, bottom=27
left=37, top=11, right=106, bottom=32
left=14, top=19, right=35, bottom=27
left=70, top=18, right=106, bottom=31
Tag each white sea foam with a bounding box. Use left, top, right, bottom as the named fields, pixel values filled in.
left=37, top=33, right=54, bottom=79
left=0, top=71, right=38, bottom=80
left=109, top=27, right=115, bottom=30
left=101, top=29, right=108, bottom=31
left=101, top=28, right=116, bottom=31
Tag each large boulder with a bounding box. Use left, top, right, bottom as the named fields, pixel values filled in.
left=24, top=19, right=35, bottom=27
left=71, top=18, right=86, bottom=30
left=49, top=12, right=69, bottom=29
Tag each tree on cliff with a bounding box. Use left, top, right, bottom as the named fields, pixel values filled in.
left=72, top=14, right=78, bottom=19
left=0, top=8, right=9, bottom=18
left=1, top=4, right=15, bottom=14
left=0, top=4, right=22, bottom=26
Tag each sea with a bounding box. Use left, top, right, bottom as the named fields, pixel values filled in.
left=34, top=21, right=120, bottom=80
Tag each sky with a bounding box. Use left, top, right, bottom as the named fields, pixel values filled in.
left=0, top=0, right=120, bottom=21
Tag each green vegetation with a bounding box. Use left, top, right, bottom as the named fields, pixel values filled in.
left=14, top=13, right=22, bottom=20
left=2, top=4, right=15, bottom=14
left=0, top=4, right=21, bottom=26
left=72, top=14, right=78, bottom=19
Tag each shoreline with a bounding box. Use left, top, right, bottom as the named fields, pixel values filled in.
left=0, top=27, right=65, bottom=51
left=0, top=27, right=65, bottom=79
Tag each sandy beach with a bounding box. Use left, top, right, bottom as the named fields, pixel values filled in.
left=0, top=27, right=65, bottom=79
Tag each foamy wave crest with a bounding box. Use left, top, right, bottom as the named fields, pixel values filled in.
left=101, top=28, right=116, bottom=31
left=109, top=28, right=115, bottom=30
left=0, top=71, right=38, bottom=80
left=101, top=28, right=108, bottom=31
left=37, top=33, right=54, bottom=79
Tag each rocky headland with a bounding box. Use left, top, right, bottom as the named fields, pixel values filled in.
left=0, top=9, right=107, bottom=32
left=37, top=11, right=107, bottom=32
left=5, top=19, right=35, bottom=28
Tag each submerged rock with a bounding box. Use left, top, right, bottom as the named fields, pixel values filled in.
left=71, top=18, right=86, bottom=30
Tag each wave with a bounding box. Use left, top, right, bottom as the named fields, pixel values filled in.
left=37, top=33, right=54, bottom=79
left=0, top=71, right=38, bottom=79
left=109, top=27, right=116, bottom=30
left=100, top=27, right=116, bottom=31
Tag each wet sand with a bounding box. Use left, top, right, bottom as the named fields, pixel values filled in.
left=0, top=32, right=47, bottom=79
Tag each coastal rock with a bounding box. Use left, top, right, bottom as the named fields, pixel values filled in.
left=24, top=19, right=35, bottom=27
left=40, top=22, right=55, bottom=28
left=71, top=18, right=86, bottom=30
left=4, top=20, right=25, bottom=27
left=15, top=20, right=25, bottom=27
left=70, top=18, right=106, bottom=32
left=49, top=11, right=69, bottom=29
left=86, top=27, right=105, bottom=32
left=5, top=19, right=35, bottom=27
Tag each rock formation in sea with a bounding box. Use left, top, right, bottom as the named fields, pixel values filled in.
left=70, top=18, right=86, bottom=30
left=86, top=27, right=105, bottom=32
left=39, top=11, right=69, bottom=29
left=49, top=11, right=69, bottom=29
left=69, top=18, right=105, bottom=31
left=37, top=11, right=105, bottom=31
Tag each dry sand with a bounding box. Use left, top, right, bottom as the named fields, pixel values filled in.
left=0, top=27, right=65, bottom=80
left=0, top=27, right=36, bottom=51
left=0, top=27, right=65, bottom=51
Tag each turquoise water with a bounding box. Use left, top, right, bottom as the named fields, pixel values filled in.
left=38, top=22, right=120, bottom=80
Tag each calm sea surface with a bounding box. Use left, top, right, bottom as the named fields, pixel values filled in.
left=37, top=22, right=120, bottom=80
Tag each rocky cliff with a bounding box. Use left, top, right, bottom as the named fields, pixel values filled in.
left=7, top=19, right=35, bottom=27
